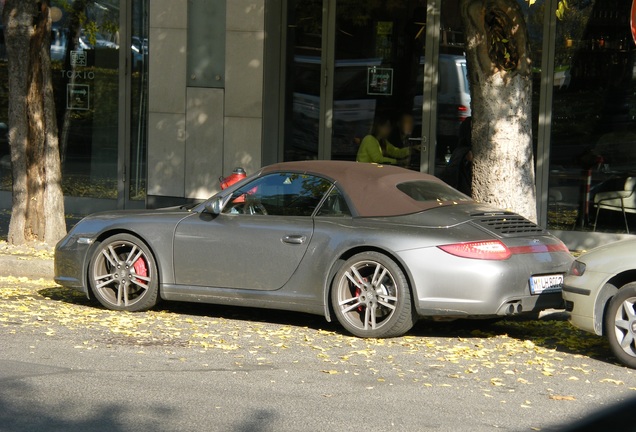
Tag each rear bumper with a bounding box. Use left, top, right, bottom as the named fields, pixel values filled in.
left=413, top=290, right=564, bottom=318
left=398, top=246, right=572, bottom=318
left=492, top=292, right=564, bottom=316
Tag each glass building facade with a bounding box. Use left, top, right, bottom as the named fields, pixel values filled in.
left=548, top=0, right=636, bottom=237
left=0, top=0, right=634, bottom=247
left=270, top=0, right=636, bottom=247
left=0, top=0, right=148, bottom=212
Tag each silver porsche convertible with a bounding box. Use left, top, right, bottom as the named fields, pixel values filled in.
left=55, top=161, right=573, bottom=337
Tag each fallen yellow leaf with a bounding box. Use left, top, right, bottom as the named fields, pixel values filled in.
left=549, top=395, right=576, bottom=401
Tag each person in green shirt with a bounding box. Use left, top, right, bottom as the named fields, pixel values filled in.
left=357, top=115, right=414, bottom=165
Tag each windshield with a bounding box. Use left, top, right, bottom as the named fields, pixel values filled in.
left=396, top=181, right=472, bottom=203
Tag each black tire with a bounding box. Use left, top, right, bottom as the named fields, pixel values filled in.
left=331, top=252, right=416, bottom=338
left=88, top=233, right=159, bottom=312
left=604, top=282, right=636, bottom=368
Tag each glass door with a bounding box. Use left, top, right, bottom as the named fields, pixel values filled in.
left=330, top=0, right=428, bottom=167
left=282, top=0, right=430, bottom=170
left=283, top=0, right=325, bottom=161
left=52, top=0, right=122, bottom=203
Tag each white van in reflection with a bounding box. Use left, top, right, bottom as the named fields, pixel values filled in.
left=413, top=54, right=471, bottom=139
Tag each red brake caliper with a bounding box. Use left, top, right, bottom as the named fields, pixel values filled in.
left=133, top=257, right=148, bottom=282
left=354, top=277, right=368, bottom=312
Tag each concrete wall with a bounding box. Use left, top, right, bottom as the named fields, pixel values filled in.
left=148, top=0, right=265, bottom=201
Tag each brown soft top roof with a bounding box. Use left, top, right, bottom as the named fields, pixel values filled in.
left=260, top=160, right=456, bottom=217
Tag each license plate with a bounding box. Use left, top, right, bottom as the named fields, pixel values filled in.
left=529, top=274, right=564, bottom=295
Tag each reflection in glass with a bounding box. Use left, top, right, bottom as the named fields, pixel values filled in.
left=548, top=0, right=636, bottom=233
left=0, top=1, right=148, bottom=204
left=225, top=173, right=332, bottom=217
left=0, top=2, right=121, bottom=199
left=53, top=0, right=120, bottom=200
left=283, top=0, right=323, bottom=161
left=332, top=1, right=427, bottom=164
left=436, top=0, right=544, bottom=179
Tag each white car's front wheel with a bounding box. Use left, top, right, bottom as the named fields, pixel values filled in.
left=605, top=282, right=636, bottom=368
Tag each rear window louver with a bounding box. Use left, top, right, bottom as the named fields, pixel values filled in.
left=471, top=213, right=545, bottom=236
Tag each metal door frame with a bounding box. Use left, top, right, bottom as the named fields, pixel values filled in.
left=117, top=0, right=147, bottom=209
left=420, top=0, right=440, bottom=174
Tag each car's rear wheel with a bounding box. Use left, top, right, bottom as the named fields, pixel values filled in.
left=605, top=282, right=636, bottom=368
left=331, top=252, right=416, bottom=338
left=88, top=234, right=159, bottom=312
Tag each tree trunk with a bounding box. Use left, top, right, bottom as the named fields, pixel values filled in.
left=460, top=0, right=538, bottom=222
left=3, top=1, right=66, bottom=245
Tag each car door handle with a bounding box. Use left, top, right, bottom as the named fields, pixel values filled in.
left=282, top=235, right=306, bottom=245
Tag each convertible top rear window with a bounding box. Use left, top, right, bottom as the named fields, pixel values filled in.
left=396, top=181, right=471, bottom=203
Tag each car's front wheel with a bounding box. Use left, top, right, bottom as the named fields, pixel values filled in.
left=88, top=233, right=159, bottom=312
left=605, top=282, right=636, bottom=368
left=331, top=252, right=416, bottom=338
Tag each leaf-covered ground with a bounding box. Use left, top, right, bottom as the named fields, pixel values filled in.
left=1, top=246, right=634, bottom=430
left=1, top=277, right=633, bottom=395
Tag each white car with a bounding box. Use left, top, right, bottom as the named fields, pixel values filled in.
left=563, top=239, right=636, bottom=368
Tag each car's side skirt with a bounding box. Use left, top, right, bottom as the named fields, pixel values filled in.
left=161, top=284, right=325, bottom=316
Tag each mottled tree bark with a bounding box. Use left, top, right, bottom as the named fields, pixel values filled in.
left=2, top=1, right=66, bottom=244
left=461, top=0, right=537, bottom=222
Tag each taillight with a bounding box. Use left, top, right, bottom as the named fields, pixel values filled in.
left=552, top=242, right=570, bottom=253
left=508, top=242, right=570, bottom=255
left=458, top=105, right=469, bottom=121
left=438, top=240, right=512, bottom=260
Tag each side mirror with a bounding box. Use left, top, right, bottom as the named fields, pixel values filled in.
left=204, top=197, right=225, bottom=215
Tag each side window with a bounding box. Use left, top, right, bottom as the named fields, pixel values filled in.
left=223, top=173, right=331, bottom=216
left=315, top=187, right=352, bottom=217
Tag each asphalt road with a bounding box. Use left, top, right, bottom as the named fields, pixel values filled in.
left=1, top=270, right=636, bottom=431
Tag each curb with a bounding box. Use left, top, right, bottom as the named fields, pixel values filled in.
left=0, top=254, right=54, bottom=280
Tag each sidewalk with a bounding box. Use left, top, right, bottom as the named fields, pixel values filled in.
left=0, top=243, right=54, bottom=280
left=0, top=211, right=83, bottom=280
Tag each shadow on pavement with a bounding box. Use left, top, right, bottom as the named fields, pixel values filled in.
left=0, top=380, right=176, bottom=432
left=233, top=409, right=278, bottom=432
left=0, top=380, right=280, bottom=432
left=410, top=317, right=615, bottom=365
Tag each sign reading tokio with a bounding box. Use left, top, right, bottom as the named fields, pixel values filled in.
left=60, top=70, right=95, bottom=80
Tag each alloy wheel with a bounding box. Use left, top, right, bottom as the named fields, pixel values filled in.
left=335, top=260, right=399, bottom=332
left=613, top=296, right=636, bottom=358
left=91, top=239, right=153, bottom=308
